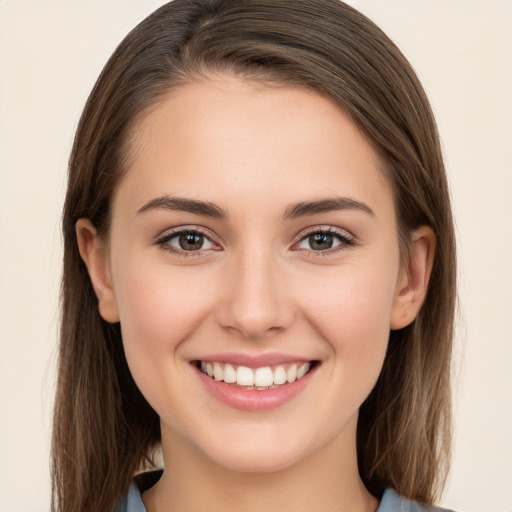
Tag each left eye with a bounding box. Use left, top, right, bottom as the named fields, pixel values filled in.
left=296, top=231, right=351, bottom=251
left=161, top=231, right=215, bottom=251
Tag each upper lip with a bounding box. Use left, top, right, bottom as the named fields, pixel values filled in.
left=193, top=352, right=315, bottom=368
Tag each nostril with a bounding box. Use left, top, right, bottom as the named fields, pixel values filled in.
left=214, top=283, right=295, bottom=339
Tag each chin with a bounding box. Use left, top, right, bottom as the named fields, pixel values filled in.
left=197, top=429, right=313, bottom=474
left=209, top=447, right=304, bottom=474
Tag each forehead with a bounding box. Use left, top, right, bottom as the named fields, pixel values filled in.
left=114, top=76, right=393, bottom=219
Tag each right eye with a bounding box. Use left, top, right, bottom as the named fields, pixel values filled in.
left=156, top=229, right=217, bottom=255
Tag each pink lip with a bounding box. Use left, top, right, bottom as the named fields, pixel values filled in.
left=195, top=352, right=311, bottom=368
left=192, top=361, right=318, bottom=412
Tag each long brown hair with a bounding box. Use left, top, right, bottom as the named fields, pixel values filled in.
left=52, top=1, right=456, bottom=510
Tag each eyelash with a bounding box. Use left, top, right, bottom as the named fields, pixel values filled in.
left=155, top=226, right=355, bottom=258
left=155, top=227, right=220, bottom=258
left=292, top=227, right=355, bottom=256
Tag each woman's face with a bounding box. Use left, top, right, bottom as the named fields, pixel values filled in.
left=85, top=76, right=414, bottom=473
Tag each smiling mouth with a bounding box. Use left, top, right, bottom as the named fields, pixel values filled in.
left=194, top=360, right=318, bottom=390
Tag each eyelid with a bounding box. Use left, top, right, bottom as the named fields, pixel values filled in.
left=292, top=226, right=356, bottom=253
left=155, top=225, right=222, bottom=255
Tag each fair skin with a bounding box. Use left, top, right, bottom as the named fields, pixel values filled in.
left=77, top=76, right=434, bottom=512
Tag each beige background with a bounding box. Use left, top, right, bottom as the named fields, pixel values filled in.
left=0, top=1, right=510, bottom=511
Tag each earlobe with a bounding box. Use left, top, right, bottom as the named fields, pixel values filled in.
left=76, top=219, right=120, bottom=323
left=390, top=226, right=436, bottom=330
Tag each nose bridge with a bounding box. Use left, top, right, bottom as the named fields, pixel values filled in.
left=216, top=242, right=293, bottom=339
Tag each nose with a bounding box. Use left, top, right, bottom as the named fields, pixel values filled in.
left=215, top=249, right=295, bottom=340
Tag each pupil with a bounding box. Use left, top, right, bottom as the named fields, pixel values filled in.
left=310, top=233, right=333, bottom=250
left=179, top=233, right=203, bottom=250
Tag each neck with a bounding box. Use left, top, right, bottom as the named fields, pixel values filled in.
left=143, top=418, right=378, bottom=512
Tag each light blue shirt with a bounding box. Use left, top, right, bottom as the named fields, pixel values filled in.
left=116, top=481, right=454, bottom=512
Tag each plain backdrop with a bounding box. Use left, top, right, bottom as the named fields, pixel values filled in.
left=0, top=1, right=511, bottom=511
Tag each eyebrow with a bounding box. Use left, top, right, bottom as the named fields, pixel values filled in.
left=137, top=195, right=228, bottom=219
left=136, top=195, right=374, bottom=220
left=282, top=197, right=374, bottom=220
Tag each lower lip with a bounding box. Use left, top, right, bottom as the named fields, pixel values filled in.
left=194, top=365, right=317, bottom=411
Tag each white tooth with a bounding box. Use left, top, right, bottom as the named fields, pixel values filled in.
left=286, top=364, right=297, bottom=383
left=223, top=364, right=237, bottom=383
left=297, top=362, right=311, bottom=380
left=200, top=361, right=207, bottom=373
left=273, top=366, right=287, bottom=385
left=206, top=363, right=214, bottom=378
left=254, top=367, right=273, bottom=387
left=213, top=362, right=223, bottom=381
left=236, top=366, right=254, bottom=386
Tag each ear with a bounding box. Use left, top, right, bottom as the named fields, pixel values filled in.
left=390, top=226, right=436, bottom=330
left=76, top=218, right=120, bottom=323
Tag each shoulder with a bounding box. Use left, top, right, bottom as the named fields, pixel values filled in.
left=378, top=488, right=455, bottom=512
left=114, top=483, right=146, bottom=512
left=114, top=470, right=162, bottom=512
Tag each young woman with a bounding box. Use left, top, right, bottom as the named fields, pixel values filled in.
left=51, top=1, right=456, bottom=511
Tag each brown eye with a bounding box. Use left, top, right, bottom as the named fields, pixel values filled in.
left=179, top=232, right=205, bottom=251
left=295, top=229, right=354, bottom=253
left=308, top=233, right=334, bottom=250
left=158, top=229, right=216, bottom=253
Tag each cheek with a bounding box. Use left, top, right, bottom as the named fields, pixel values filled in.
left=305, top=263, right=396, bottom=334
left=111, top=262, right=224, bottom=424
left=296, top=260, right=398, bottom=388
left=112, top=262, right=217, bottom=365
